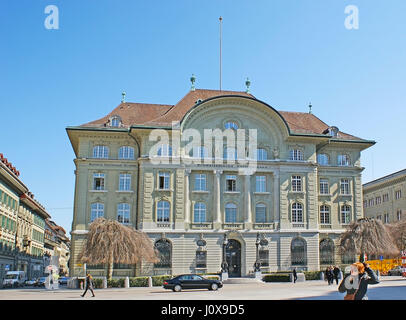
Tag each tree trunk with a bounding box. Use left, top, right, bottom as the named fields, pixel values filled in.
left=107, top=253, right=114, bottom=280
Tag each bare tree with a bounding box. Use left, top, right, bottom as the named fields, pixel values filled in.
left=386, top=219, right=406, bottom=253
left=78, top=218, right=158, bottom=280
left=338, top=218, right=399, bottom=262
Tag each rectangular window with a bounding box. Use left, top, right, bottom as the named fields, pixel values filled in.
left=117, top=203, right=130, bottom=224
left=158, top=172, right=170, bottom=190
left=290, top=149, right=304, bottom=161
left=292, top=176, right=302, bottom=192
left=384, top=213, right=389, bottom=224
left=226, top=175, right=237, bottom=192
left=93, top=173, right=105, bottom=190
left=119, top=174, right=131, bottom=191
left=256, top=176, right=266, bottom=192
left=255, top=204, right=266, bottom=223
left=341, top=206, right=351, bottom=224
left=93, top=145, right=109, bottom=159
left=196, top=251, right=207, bottom=268
left=397, top=210, right=402, bottom=221
left=369, top=198, right=374, bottom=207
left=375, top=196, right=382, bottom=205
left=319, top=179, right=329, bottom=195
left=194, top=174, right=207, bottom=191
left=383, top=193, right=389, bottom=202
left=338, top=154, right=351, bottom=166
left=377, top=215, right=382, bottom=221
left=259, top=249, right=269, bottom=267
left=395, top=190, right=402, bottom=200
left=157, top=201, right=170, bottom=222
left=317, top=154, right=329, bottom=165
left=340, top=179, right=350, bottom=195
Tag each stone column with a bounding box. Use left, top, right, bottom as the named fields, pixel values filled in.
left=244, top=173, right=252, bottom=228
left=184, top=169, right=191, bottom=226
left=273, top=171, right=280, bottom=229
left=213, top=170, right=223, bottom=229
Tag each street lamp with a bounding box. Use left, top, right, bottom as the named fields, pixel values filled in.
left=254, top=233, right=261, bottom=272
left=221, top=233, right=228, bottom=273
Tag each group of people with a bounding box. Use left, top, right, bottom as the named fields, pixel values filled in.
left=324, top=265, right=341, bottom=285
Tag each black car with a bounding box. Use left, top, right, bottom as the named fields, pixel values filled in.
left=34, top=277, right=47, bottom=287
left=388, top=266, right=403, bottom=276
left=163, top=274, right=223, bottom=292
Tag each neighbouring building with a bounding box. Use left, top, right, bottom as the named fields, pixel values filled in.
left=363, top=169, right=406, bottom=257
left=0, top=153, right=51, bottom=283
left=44, top=219, right=70, bottom=276
left=67, top=86, right=375, bottom=278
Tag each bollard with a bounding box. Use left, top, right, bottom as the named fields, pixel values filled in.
left=148, top=276, right=153, bottom=287
left=103, top=277, right=107, bottom=289
left=125, top=276, right=130, bottom=288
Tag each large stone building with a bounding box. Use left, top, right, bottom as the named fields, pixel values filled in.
left=0, top=153, right=51, bottom=282
left=363, top=169, right=406, bottom=225
left=67, top=87, right=375, bottom=277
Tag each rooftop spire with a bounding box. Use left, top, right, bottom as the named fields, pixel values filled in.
left=121, top=91, right=126, bottom=103
left=308, top=102, right=312, bottom=114
left=190, top=74, right=196, bottom=91
left=245, top=77, right=251, bottom=93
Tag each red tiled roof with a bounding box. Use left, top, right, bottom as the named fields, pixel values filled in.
left=79, top=89, right=361, bottom=140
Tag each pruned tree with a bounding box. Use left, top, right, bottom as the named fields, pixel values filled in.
left=78, top=218, right=158, bottom=280
left=338, top=218, right=399, bottom=262
left=386, top=218, right=406, bottom=252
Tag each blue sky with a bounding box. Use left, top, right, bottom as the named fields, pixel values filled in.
left=1, top=0, right=405, bottom=235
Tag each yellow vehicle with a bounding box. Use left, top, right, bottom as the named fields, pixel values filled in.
left=365, top=258, right=402, bottom=275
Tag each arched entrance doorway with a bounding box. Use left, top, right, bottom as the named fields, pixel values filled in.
left=226, top=239, right=241, bottom=277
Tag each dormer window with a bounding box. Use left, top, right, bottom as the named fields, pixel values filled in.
left=324, top=126, right=339, bottom=137
left=110, top=116, right=121, bottom=127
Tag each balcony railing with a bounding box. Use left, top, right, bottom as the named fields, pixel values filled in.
left=253, top=223, right=276, bottom=230
left=190, top=223, right=213, bottom=230
left=223, top=223, right=244, bottom=230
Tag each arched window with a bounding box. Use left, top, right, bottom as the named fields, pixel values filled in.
left=224, top=121, right=239, bottom=130
left=90, top=203, right=104, bottom=222
left=194, top=202, right=206, bottom=223
left=119, top=146, right=134, bottom=159
left=225, top=203, right=237, bottom=223
left=154, top=239, right=172, bottom=268
left=255, top=203, right=266, bottom=223
left=292, top=203, right=303, bottom=223
left=223, top=147, right=237, bottom=160
left=317, top=154, right=329, bottom=165
left=93, top=145, right=109, bottom=159
left=256, top=148, right=268, bottom=161
left=320, top=205, right=330, bottom=224
left=291, top=238, right=307, bottom=265
left=192, top=146, right=208, bottom=159
left=157, top=144, right=172, bottom=157
left=157, top=201, right=170, bottom=222
left=117, top=203, right=130, bottom=224
left=110, top=116, right=121, bottom=127
left=319, top=238, right=335, bottom=265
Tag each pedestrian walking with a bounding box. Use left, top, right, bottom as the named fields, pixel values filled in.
left=325, top=267, right=333, bottom=285
left=81, top=272, right=95, bottom=297
left=333, top=266, right=340, bottom=285
left=292, top=268, right=297, bottom=283
left=338, top=262, right=379, bottom=300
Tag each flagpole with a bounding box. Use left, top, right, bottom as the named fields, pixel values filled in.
left=219, top=16, right=222, bottom=91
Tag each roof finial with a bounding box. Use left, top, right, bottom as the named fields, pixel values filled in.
left=121, top=91, right=126, bottom=103
left=190, top=74, right=196, bottom=91
left=308, top=102, right=312, bottom=114
left=245, top=77, right=251, bottom=93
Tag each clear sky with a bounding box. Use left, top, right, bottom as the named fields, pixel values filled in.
left=1, top=0, right=405, bottom=236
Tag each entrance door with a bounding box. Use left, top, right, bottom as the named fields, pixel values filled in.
left=226, top=239, right=241, bottom=277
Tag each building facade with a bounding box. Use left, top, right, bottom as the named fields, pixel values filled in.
left=0, top=153, right=50, bottom=283
left=67, top=88, right=375, bottom=277
left=363, top=169, right=406, bottom=225
left=44, top=219, right=70, bottom=276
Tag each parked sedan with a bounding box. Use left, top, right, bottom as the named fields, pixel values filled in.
left=388, top=266, right=403, bottom=276
left=24, top=278, right=38, bottom=286
left=58, top=277, right=70, bottom=285
left=34, top=277, right=47, bottom=287
left=163, top=274, right=223, bottom=292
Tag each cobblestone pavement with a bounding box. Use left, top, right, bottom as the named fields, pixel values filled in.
left=0, top=276, right=405, bottom=300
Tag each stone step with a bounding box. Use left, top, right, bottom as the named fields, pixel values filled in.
left=222, top=277, right=263, bottom=284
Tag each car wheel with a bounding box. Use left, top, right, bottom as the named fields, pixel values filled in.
left=210, top=283, right=219, bottom=291
left=173, top=284, right=182, bottom=292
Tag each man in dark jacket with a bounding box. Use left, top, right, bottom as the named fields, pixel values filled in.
left=81, top=272, right=95, bottom=297
left=333, top=266, right=341, bottom=285
left=338, top=262, right=379, bottom=300
left=292, top=268, right=297, bottom=283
